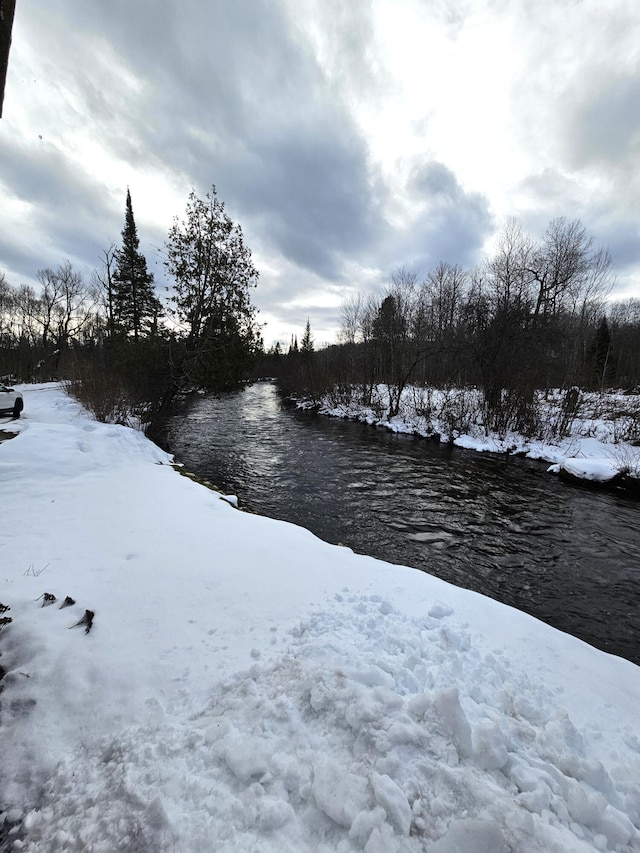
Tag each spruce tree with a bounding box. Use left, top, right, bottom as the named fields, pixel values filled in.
left=301, top=318, right=314, bottom=357
left=113, top=189, right=160, bottom=341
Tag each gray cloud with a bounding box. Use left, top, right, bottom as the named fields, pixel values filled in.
left=517, top=164, right=639, bottom=296
left=562, top=74, right=640, bottom=171
left=399, top=161, right=494, bottom=270
left=2, top=0, right=639, bottom=340
left=66, top=0, right=385, bottom=282
left=0, top=138, right=103, bottom=221
left=0, top=138, right=119, bottom=282
left=0, top=132, right=166, bottom=293
left=591, top=220, right=640, bottom=274
left=520, top=169, right=581, bottom=206
left=232, top=128, right=385, bottom=280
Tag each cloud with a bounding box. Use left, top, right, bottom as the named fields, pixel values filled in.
left=0, top=137, right=118, bottom=280
left=590, top=219, right=640, bottom=275
left=396, top=161, right=494, bottom=270
left=230, top=126, right=384, bottom=280
left=63, top=0, right=385, bottom=283
left=566, top=75, right=640, bottom=169
left=2, top=0, right=639, bottom=340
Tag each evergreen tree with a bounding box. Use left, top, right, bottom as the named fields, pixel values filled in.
left=113, top=189, right=160, bottom=341
left=164, top=185, right=260, bottom=390
left=301, top=318, right=314, bottom=357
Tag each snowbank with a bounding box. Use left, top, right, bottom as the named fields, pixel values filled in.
left=308, top=385, right=640, bottom=488
left=1, top=384, right=639, bottom=851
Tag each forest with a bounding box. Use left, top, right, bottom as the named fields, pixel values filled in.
left=270, top=218, right=640, bottom=437
left=0, top=185, right=262, bottom=437
left=1, top=205, right=639, bottom=442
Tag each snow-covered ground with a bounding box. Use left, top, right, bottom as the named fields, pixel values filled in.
left=1, top=384, right=639, bottom=852
left=305, top=385, right=640, bottom=487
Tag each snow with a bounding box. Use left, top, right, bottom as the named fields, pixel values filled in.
left=1, top=384, right=640, bottom=851
left=309, top=385, right=640, bottom=486
left=559, top=458, right=616, bottom=483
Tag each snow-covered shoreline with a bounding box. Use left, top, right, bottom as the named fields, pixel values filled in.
left=1, top=384, right=640, bottom=851
left=297, top=385, right=640, bottom=490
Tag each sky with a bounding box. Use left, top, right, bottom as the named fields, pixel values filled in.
left=1, top=0, right=639, bottom=347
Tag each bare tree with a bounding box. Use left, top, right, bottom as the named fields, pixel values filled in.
left=485, top=218, right=534, bottom=312
left=372, top=268, right=440, bottom=417
left=423, top=261, right=468, bottom=338
left=0, top=270, right=14, bottom=345
left=13, top=283, right=41, bottom=345
left=338, top=292, right=366, bottom=346
left=92, top=243, right=118, bottom=339
left=35, top=261, right=96, bottom=351
left=526, top=218, right=613, bottom=320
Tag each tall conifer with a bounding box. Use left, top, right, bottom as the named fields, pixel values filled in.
left=301, top=318, right=314, bottom=356
left=113, top=189, right=160, bottom=341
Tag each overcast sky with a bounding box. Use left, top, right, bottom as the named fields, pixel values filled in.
left=2, top=0, right=639, bottom=346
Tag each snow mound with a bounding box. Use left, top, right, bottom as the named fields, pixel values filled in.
left=5, top=595, right=639, bottom=852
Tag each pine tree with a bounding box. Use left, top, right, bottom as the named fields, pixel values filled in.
left=113, top=189, right=160, bottom=341
left=301, top=318, right=314, bottom=357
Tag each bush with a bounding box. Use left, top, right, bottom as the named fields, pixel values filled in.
left=483, top=388, right=540, bottom=439
left=62, top=372, right=143, bottom=427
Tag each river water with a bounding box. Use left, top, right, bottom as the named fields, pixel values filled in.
left=167, top=382, right=640, bottom=664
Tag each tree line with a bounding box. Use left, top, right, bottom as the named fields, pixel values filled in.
left=271, top=218, right=640, bottom=435
left=3, top=200, right=639, bottom=441
left=0, top=186, right=262, bottom=438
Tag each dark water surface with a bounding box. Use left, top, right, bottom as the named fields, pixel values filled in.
left=167, top=383, right=640, bottom=664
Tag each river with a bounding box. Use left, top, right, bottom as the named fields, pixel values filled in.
left=167, top=382, right=640, bottom=664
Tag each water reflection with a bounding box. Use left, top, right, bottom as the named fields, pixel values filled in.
left=168, top=383, right=640, bottom=664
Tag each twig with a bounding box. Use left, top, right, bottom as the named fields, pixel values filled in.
left=23, top=562, right=51, bottom=577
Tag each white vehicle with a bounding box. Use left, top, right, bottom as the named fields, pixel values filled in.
left=0, top=384, right=24, bottom=418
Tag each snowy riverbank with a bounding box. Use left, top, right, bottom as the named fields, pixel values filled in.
left=300, top=385, right=640, bottom=489
left=1, top=384, right=639, bottom=851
